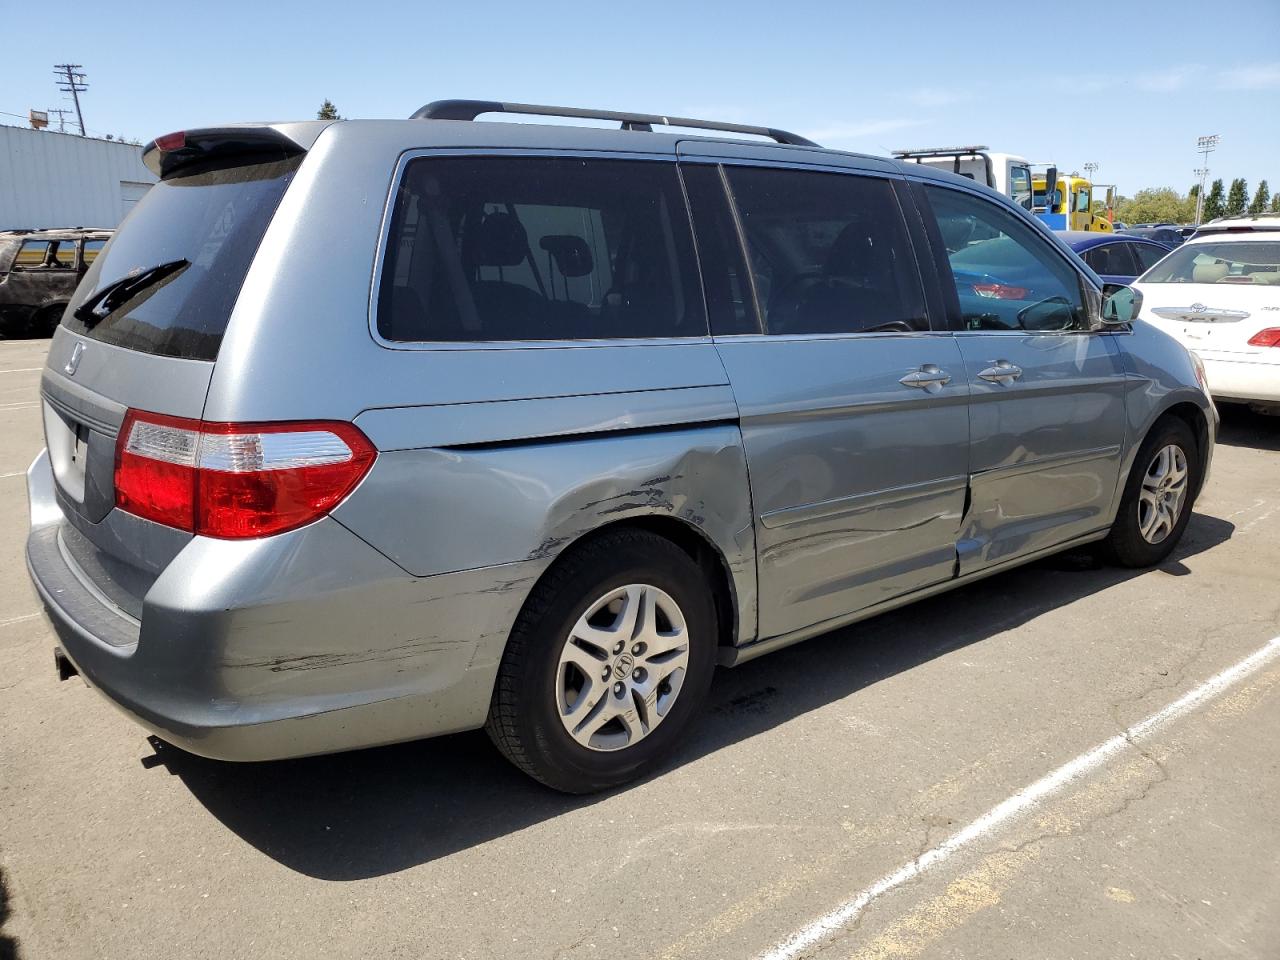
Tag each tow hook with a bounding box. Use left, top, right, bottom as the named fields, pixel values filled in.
left=54, top=646, right=79, bottom=682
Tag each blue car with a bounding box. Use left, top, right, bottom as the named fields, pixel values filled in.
left=1057, top=231, right=1172, bottom=285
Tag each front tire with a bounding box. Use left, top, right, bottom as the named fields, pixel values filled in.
left=1102, top=417, right=1199, bottom=568
left=485, top=529, right=718, bottom=793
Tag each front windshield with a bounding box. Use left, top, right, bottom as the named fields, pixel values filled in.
left=1140, top=240, right=1280, bottom=284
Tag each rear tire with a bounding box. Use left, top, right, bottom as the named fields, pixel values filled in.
left=485, top=529, right=718, bottom=793
left=1102, top=417, right=1199, bottom=568
left=33, top=306, right=65, bottom=338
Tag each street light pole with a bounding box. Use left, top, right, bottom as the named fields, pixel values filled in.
left=1194, top=134, right=1220, bottom=226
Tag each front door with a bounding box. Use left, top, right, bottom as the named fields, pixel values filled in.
left=684, top=162, right=971, bottom=639
left=914, top=182, right=1128, bottom=573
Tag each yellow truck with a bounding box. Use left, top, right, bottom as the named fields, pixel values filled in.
left=1033, top=173, right=1115, bottom=232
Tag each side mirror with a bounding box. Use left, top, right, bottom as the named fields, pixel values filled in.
left=1045, top=167, right=1059, bottom=212
left=1101, top=283, right=1142, bottom=325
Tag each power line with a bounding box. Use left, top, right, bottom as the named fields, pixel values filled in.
left=48, top=108, right=72, bottom=134
left=53, top=63, right=88, bottom=136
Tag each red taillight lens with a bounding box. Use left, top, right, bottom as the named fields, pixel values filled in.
left=114, top=411, right=376, bottom=538
left=972, top=282, right=1030, bottom=300
left=1247, top=327, right=1280, bottom=348
left=153, top=131, right=186, bottom=151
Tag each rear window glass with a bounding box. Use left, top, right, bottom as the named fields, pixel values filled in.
left=61, top=154, right=302, bottom=360
left=1140, top=240, right=1280, bottom=285
left=377, top=156, right=705, bottom=342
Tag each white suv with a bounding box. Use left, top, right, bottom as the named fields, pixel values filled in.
left=1133, top=215, right=1280, bottom=412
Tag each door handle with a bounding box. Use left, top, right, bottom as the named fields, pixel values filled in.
left=978, top=361, right=1023, bottom=384
left=899, top=365, right=952, bottom=393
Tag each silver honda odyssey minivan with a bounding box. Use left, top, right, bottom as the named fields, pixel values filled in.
left=27, top=101, right=1215, bottom=793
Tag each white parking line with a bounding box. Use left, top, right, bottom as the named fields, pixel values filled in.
left=0, top=367, right=43, bottom=375
left=0, top=401, right=39, bottom=410
left=0, top=613, right=42, bottom=628
left=757, top=634, right=1280, bottom=960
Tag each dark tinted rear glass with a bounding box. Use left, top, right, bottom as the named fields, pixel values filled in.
left=62, top=154, right=301, bottom=361
left=378, top=156, right=705, bottom=342
left=725, top=167, right=927, bottom=335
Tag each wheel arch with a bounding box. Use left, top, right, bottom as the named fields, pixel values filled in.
left=1151, top=400, right=1213, bottom=502
left=526, top=514, right=744, bottom=652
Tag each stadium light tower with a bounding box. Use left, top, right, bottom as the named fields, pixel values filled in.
left=1194, top=134, right=1221, bottom=225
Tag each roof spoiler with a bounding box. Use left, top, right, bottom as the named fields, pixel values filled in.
left=411, top=99, right=819, bottom=147
left=142, top=126, right=311, bottom=178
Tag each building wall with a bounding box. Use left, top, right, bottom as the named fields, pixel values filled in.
left=0, top=125, right=158, bottom=231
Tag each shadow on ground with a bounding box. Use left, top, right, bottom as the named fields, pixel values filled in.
left=148, top=512, right=1235, bottom=880
left=0, top=866, right=19, bottom=960
left=1216, top=402, right=1280, bottom=452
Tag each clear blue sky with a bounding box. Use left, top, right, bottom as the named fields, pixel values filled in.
left=3, top=0, right=1278, bottom=197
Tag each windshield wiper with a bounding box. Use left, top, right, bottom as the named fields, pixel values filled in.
left=73, top=259, right=190, bottom=328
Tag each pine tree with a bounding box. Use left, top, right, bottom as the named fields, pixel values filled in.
left=317, top=99, right=342, bottom=120
left=1225, top=178, right=1249, bottom=217
left=1271, top=193, right=1280, bottom=214
left=1248, top=180, right=1270, bottom=215
left=1202, top=179, right=1226, bottom=222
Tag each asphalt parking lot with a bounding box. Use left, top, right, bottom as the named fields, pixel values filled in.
left=1, top=336, right=1278, bottom=960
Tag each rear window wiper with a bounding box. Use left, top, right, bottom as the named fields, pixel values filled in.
left=73, top=258, right=190, bottom=328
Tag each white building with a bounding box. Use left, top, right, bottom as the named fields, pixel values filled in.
left=0, top=124, right=158, bottom=231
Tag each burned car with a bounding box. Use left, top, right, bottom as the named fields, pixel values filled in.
left=0, top=228, right=112, bottom=338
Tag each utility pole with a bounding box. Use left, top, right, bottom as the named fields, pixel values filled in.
left=1194, top=134, right=1220, bottom=226
left=53, top=63, right=88, bottom=136
left=48, top=108, right=72, bottom=133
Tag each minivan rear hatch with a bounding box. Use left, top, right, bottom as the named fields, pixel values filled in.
left=39, top=125, right=317, bottom=614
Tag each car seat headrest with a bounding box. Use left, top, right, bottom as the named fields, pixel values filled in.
left=539, top=235, right=594, bottom=278
left=466, top=212, right=528, bottom=268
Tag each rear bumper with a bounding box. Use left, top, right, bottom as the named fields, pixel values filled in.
left=25, top=449, right=536, bottom=761
left=1200, top=355, right=1280, bottom=404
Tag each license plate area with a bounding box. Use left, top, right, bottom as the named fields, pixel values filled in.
left=43, top=400, right=88, bottom=503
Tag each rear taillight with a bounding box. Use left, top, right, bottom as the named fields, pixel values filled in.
left=972, top=282, right=1029, bottom=300
left=1247, top=328, right=1280, bottom=347
left=114, top=411, right=376, bottom=538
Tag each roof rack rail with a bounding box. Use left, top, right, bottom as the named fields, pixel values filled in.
left=411, top=99, right=819, bottom=147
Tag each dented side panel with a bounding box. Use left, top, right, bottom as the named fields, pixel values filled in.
left=333, top=423, right=758, bottom=646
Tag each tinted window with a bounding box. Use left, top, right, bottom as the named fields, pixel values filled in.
left=61, top=154, right=302, bottom=361
left=681, top=164, right=759, bottom=335
left=926, top=186, right=1088, bottom=332
left=1075, top=189, right=1091, bottom=213
left=1082, top=242, right=1137, bottom=277
left=1131, top=242, right=1167, bottom=272
left=378, top=157, right=705, bottom=342
left=724, top=167, right=926, bottom=335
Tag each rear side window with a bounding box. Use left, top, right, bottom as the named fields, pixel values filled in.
left=81, top=239, right=107, bottom=265
left=723, top=167, right=927, bottom=335
left=1082, top=242, right=1137, bottom=277
left=378, top=156, right=705, bottom=342
left=14, top=241, right=50, bottom=268
left=1131, top=242, right=1167, bottom=272
left=62, top=154, right=302, bottom=361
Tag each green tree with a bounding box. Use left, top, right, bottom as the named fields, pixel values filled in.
left=1117, top=187, right=1189, bottom=226
left=317, top=99, right=342, bottom=120
left=1248, top=180, right=1271, bottom=215
left=1225, top=178, right=1249, bottom=217
left=1271, top=193, right=1280, bottom=214
left=1202, top=179, right=1226, bottom=222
